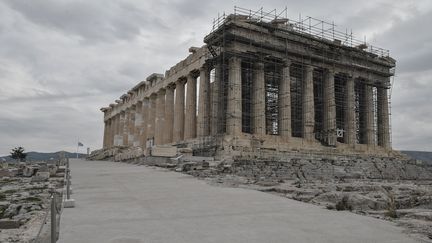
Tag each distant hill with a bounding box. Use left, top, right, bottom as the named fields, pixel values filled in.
left=0, top=151, right=86, bottom=162
left=401, top=150, right=432, bottom=165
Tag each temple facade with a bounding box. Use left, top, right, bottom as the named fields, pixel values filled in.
left=99, top=9, right=395, bottom=160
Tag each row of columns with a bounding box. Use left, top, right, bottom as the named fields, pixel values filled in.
left=223, top=56, right=391, bottom=148
left=103, top=66, right=211, bottom=149
left=103, top=56, right=391, bottom=150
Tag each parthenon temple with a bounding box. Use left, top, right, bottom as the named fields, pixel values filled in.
left=98, top=7, right=395, bottom=161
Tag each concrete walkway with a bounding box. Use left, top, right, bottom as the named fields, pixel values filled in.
left=59, top=159, right=419, bottom=243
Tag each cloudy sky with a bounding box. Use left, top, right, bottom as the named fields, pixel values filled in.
left=0, top=0, right=431, bottom=155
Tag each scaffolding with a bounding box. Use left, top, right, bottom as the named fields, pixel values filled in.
left=211, top=6, right=390, bottom=57
left=204, top=6, right=394, bottom=148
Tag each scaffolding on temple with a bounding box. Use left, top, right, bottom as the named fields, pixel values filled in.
left=199, top=6, right=394, bottom=154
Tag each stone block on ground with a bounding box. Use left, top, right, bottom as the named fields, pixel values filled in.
left=0, top=169, right=13, bottom=178
left=22, top=166, right=37, bottom=177
left=151, top=146, right=177, bottom=157
left=57, top=166, right=66, bottom=173
left=0, top=219, right=21, bottom=229
left=48, top=164, right=58, bottom=176
left=177, top=147, right=193, bottom=156
left=31, top=172, right=50, bottom=182
left=64, top=199, right=75, bottom=208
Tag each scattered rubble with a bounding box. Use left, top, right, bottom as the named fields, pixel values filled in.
left=0, top=158, right=67, bottom=243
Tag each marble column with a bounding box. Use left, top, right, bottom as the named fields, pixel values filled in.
left=344, top=76, right=356, bottom=145
left=140, top=98, right=149, bottom=148
left=128, top=105, right=136, bottom=146
left=198, top=66, right=211, bottom=137
left=377, top=86, right=390, bottom=149
left=114, top=116, right=119, bottom=146
left=112, top=115, right=118, bottom=146
left=302, top=65, right=315, bottom=141
left=147, top=95, right=156, bottom=145
left=173, top=79, right=185, bottom=142
left=211, top=64, right=221, bottom=135
left=122, top=109, right=129, bottom=146
left=155, top=89, right=166, bottom=145
left=134, top=102, right=142, bottom=147
left=115, top=114, right=123, bottom=146
left=253, top=62, right=266, bottom=135
left=278, top=60, right=292, bottom=137
left=226, top=56, right=242, bottom=135
left=364, top=84, right=375, bottom=145
left=164, top=85, right=175, bottom=143
left=184, top=73, right=197, bottom=139
left=104, top=120, right=109, bottom=148
left=323, top=69, right=337, bottom=146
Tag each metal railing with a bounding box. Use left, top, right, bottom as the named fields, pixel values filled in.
left=32, top=158, right=72, bottom=243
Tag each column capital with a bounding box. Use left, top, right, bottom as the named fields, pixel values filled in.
left=254, top=61, right=264, bottom=69
left=166, top=83, right=176, bottom=90
left=187, top=71, right=198, bottom=80
left=325, top=68, right=335, bottom=75
left=282, top=59, right=292, bottom=67
left=157, top=88, right=166, bottom=95
left=304, top=64, right=314, bottom=72
left=176, top=78, right=187, bottom=85
left=199, top=64, right=209, bottom=72
left=228, top=55, right=241, bottom=63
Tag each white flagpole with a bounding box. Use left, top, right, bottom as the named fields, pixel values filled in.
left=76, top=140, right=79, bottom=159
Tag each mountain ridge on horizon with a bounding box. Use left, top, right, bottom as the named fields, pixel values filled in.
left=0, top=151, right=86, bottom=161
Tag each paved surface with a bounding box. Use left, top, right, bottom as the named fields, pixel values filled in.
left=59, top=159, right=419, bottom=243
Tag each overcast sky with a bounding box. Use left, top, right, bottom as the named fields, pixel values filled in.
left=0, top=0, right=431, bottom=155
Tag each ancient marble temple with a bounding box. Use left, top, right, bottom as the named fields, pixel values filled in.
left=99, top=8, right=395, bottom=161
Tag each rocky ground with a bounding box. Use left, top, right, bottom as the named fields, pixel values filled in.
left=176, top=163, right=432, bottom=242
left=0, top=162, right=65, bottom=243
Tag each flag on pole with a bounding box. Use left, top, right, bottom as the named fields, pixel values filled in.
left=78, top=142, right=84, bottom=147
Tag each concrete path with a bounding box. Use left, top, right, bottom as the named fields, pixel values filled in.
left=59, top=159, right=419, bottom=243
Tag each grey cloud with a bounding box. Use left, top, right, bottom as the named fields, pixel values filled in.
left=4, top=0, right=167, bottom=43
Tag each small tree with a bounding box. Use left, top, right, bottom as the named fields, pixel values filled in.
left=10, top=147, right=27, bottom=162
